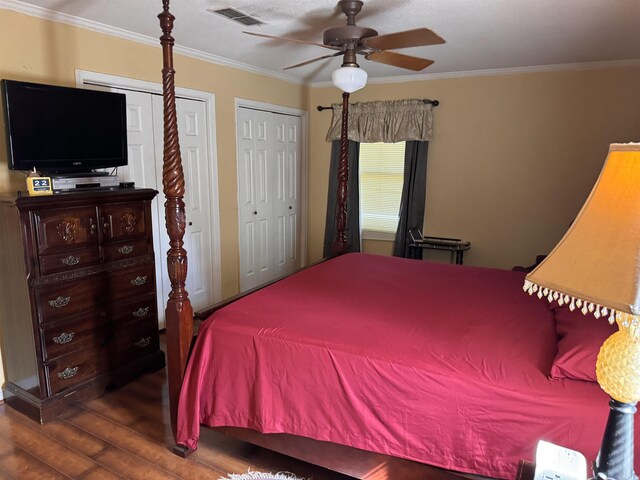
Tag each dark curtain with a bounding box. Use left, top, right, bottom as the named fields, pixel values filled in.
left=323, top=140, right=361, bottom=258
left=393, top=141, right=429, bottom=257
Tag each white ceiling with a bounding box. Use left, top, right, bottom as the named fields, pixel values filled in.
left=5, top=0, right=640, bottom=84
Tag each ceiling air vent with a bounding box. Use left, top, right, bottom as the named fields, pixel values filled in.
left=208, top=7, right=266, bottom=27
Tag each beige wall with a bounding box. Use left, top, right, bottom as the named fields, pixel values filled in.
left=307, top=67, right=640, bottom=268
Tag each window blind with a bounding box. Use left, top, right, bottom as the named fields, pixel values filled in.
left=359, top=142, right=405, bottom=240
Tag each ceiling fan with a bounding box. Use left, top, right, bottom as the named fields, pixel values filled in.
left=244, top=0, right=445, bottom=72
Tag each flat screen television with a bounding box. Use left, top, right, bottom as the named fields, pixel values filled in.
left=1, top=79, right=127, bottom=174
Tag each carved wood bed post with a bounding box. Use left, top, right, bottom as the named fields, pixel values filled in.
left=158, top=0, right=194, bottom=455
left=333, top=91, right=350, bottom=255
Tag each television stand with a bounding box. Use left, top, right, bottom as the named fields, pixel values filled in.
left=50, top=174, right=119, bottom=192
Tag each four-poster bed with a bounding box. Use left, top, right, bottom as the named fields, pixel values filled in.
left=156, top=2, right=640, bottom=479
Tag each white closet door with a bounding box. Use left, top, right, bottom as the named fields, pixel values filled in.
left=237, top=108, right=301, bottom=292
left=174, top=97, right=215, bottom=311
left=237, top=107, right=275, bottom=291
left=273, top=115, right=301, bottom=278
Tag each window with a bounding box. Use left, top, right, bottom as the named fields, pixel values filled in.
left=359, top=142, right=405, bottom=240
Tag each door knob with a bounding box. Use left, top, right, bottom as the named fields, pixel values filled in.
left=188, top=222, right=193, bottom=226
left=288, top=206, right=292, bottom=210
left=253, top=211, right=257, bottom=215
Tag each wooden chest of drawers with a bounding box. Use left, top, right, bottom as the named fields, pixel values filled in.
left=0, top=188, right=165, bottom=422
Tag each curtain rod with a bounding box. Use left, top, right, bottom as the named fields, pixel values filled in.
left=317, top=98, right=439, bottom=111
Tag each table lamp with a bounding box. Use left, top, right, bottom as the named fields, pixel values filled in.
left=524, top=143, right=640, bottom=480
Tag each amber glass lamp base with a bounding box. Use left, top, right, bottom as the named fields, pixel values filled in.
left=594, top=316, right=640, bottom=480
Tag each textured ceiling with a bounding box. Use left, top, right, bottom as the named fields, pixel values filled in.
left=4, top=0, right=640, bottom=84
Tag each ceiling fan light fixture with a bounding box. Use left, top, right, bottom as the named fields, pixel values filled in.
left=332, top=66, right=367, bottom=93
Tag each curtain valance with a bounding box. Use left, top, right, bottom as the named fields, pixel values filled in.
left=325, top=99, right=433, bottom=143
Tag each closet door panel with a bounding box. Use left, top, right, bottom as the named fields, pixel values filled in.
left=282, top=116, right=301, bottom=277
left=237, top=108, right=274, bottom=291
left=176, top=98, right=215, bottom=311
left=237, top=109, right=302, bottom=290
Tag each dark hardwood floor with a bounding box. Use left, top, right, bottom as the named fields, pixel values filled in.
left=0, top=337, right=482, bottom=480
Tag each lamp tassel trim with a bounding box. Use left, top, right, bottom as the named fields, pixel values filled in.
left=522, top=280, right=640, bottom=329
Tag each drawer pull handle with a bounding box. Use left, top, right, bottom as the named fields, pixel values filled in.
left=60, top=255, right=80, bottom=266
left=52, top=332, right=75, bottom=344
left=132, top=307, right=150, bottom=318
left=134, top=337, right=151, bottom=348
left=48, top=296, right=71, bottom=308
left=118, top=245, right=134, bottom=255
left=89, top=218, right=97, bottom=237
left=102, top=217, right=110, bottom=235
left=57, top=366, right=79, bottom=380
left=130, top=276, right=148, bottom=287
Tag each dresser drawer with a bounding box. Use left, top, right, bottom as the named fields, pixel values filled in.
left=108, top=294, right=157, bottom=325
left=41, top=312, right=108, bottom=361
left=102, top=238, right=150, bottom=263
left=35, top=275, right=105, bottom=324
left=100, top=202, right=147, bottom=242
left=46, top=348, right=107, bottom=395
left=39, top=248, right=101, bottom=276
left=34, top=207, right=99, bottom=255
left=112, top=317, right=159, bottom=366
left=107, top=264, right=155, bottom=302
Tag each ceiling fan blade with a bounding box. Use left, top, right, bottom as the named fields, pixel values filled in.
left=365, top=51, right=434, bottom=71
left=244, top=31, right=332, bottom=50
left=283, top=52, right=342, bottom=70
left=364, top=28, right=445, bottom=51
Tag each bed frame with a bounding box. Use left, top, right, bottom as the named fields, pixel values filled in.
left=156, top=3, right=473, bottom=478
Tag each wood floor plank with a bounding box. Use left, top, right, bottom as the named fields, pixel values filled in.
left=127, top=416, right=172, bottom=445
left=0, top=468, right=14, bottom=480
left=80, top=396, right=143, bottom=428
left=42, top=421, right=110, bottom=458
left=0, top=448, right=70, bottom=480
left=81, top=393, right=172, bottom=444
left=69, top=411, right=223, bottom=480
left=106, top=373, right=167, bottom=408
left=80, top=466, right=124, bottom=480
left=0, top=413, right=96, bottom=478
left=91, top=448, right=180, bottom=480
left=127, top=369, right=167, bottom=395
left=4, top=408, right=109, bottom=459
left=84, top=380, right=174, bottom=445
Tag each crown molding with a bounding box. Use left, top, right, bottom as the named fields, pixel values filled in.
left=0, top=0, right=303, bottom=86
left=311, top=58, right=640, bottom=88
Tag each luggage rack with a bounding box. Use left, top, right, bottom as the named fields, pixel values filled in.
left=408, top=228, right=471, bottom=265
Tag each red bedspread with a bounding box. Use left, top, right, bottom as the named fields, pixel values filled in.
left=177, top=253, right=636, bottom=479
